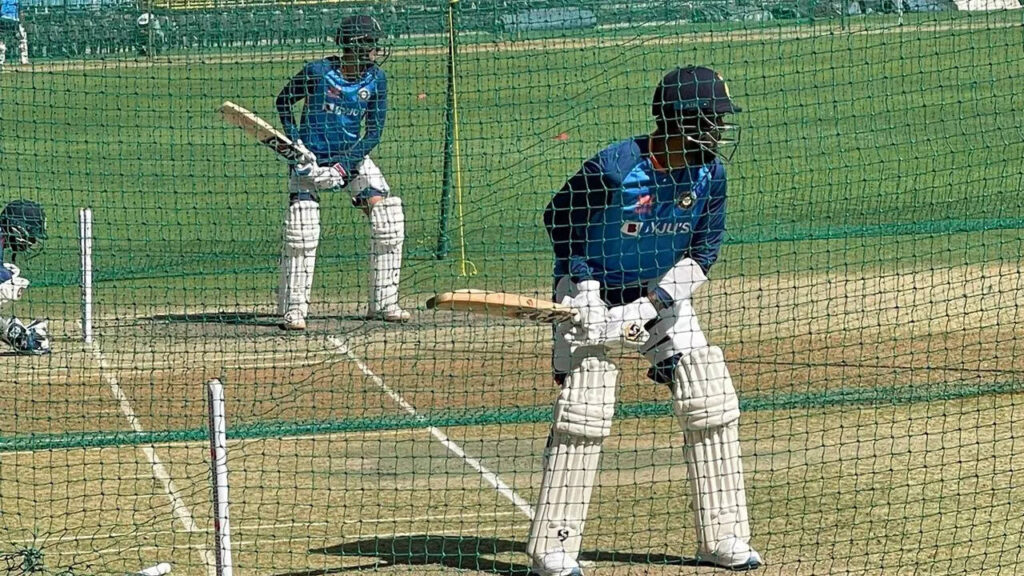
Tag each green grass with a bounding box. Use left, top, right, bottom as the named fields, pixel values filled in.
left=2, top=20, right=1022, bottom=313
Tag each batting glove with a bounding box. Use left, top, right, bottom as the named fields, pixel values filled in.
left=293, top=162, right=347, bottom=191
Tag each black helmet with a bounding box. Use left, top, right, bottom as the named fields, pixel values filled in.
left=652, top=65, right=741, bottom=120
left=652, top=66, right=742, bottom=161
left=1, top=200, right=46, bottom=259
left=335, top=15, right=389, bottom=67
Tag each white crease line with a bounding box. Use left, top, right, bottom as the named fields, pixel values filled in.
left=87, top=342, right=218, bottom=576
left=326, top=335, right=535, bottom=521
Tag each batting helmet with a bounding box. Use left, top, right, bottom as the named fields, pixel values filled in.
left=335, top=15, right=389, bottom=67
left=1, top=200, right=47, bottom=259
left=652, top=66, right=742, bottom=161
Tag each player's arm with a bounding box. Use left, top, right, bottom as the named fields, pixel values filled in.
left=275, top=65, right=316, bottom=143
left=544, top=159, right=609, bottom=282
left=339, top=72, right=388, bottom=174
left=687, top=165, right=727, bottom=275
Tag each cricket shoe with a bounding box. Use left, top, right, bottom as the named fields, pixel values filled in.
left=695, top=538, right=763, bottom=571
left=279, top=311, right=307, bottom=331
left=529, top=552, right=583, bottom=576
left=367, top=308, right=411, bottom=323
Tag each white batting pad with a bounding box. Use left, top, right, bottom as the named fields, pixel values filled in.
left=527, top=357, right=618, bottom=575
left=277, top=200, right=320, bottom=318
left=671, top=346, right=752, bottom=561
left=368, top=197, right=405, bottom=315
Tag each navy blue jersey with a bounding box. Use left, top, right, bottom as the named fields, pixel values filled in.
left=276, top=57, right=387, bottom=174
left=544, top=137, right=727, bottom=291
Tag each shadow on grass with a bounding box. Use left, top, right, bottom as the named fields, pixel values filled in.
left=271, top=535, right=698, bottom=576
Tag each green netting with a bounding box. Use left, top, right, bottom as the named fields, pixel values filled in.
left=1, top=0, right=1023, bottom=575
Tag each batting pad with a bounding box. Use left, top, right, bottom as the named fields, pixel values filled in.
left=278, top=200, right=320, bottom=317
left=368, top=197, right=405, bottom=315
left=527, top=357, right=618, bottom=575
left=671, top=346, right=751, bottom=557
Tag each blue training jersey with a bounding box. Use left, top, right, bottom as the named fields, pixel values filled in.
left=275, top=57, right=387, bottom=174
left=544, top=136, right=727, bottom=291
left=1, top=0, right=18, bottom=21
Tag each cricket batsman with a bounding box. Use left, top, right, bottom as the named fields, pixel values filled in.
left=0, top=199, right=50, bottom=355
left=274, top=14, right=408, bottom=330
left=528, top=66, right=762, bottom=574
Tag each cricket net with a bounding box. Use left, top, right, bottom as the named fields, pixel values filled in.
left=1, top=1, right=1022, bottom=575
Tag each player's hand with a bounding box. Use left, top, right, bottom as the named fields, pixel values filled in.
left=560, top=280, right=618, bottom=347
left=293, top=161, right=347, bottom=191
left=565, top=299, right=658, bottom=350
left=559, top=280, right=605, bottom=327
left=560, top=280, right=661, bottom=350
left=293, top=139, right=317, bottom=166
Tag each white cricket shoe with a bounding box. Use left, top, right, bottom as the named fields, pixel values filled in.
left=368, top=308, right=411, bottom=323
left=529, top=552, right=584, bottom=576
left=696, top=537, right=763, bottom=571
left=279, top=310, right=307, bottom=331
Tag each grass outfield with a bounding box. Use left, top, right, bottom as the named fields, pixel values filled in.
left=0, top=17, right=1022, bottom=576
left=1, top=21, right=1022, bottom=313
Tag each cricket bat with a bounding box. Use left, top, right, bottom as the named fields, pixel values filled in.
left=426, top=289, right=576, bottom=323
left=218, top=101, right=315, bottom=164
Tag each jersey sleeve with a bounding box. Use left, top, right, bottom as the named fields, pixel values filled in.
left=688, top=163, right=727, bottom=274
left=544, top=157, right=611, bottom=282
left=0, top=265, right=11, bottom=284
left=337, top=70, right=388, bottom=174
left=275, top=63, right=318, bottom=143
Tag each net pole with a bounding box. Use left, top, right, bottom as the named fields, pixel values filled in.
left=207, top=379, right=234, bottom=576
left=78, top=207, right=93, bottom=344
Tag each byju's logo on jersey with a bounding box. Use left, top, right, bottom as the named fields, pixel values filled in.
left=621, top=220, right=693, bottom=236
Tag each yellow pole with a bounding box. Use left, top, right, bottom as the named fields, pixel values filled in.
left=448, top=0, right=477, bottom=277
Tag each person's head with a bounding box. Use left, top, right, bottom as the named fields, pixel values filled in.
left=335, top=15, right=389, bottom=73
left=652, top=66, right=741, bottom=164
left=1, top=200, right=46, bottom=260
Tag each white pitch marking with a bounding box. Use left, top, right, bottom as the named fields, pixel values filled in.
left=326, top=335, right=535, bottom=520
left=87, top=342, right=218, bottom=576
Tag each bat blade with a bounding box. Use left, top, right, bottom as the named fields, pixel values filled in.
left=426, top=289, right=576, bottom=323
left=219, top=100, right=314, bottom=163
